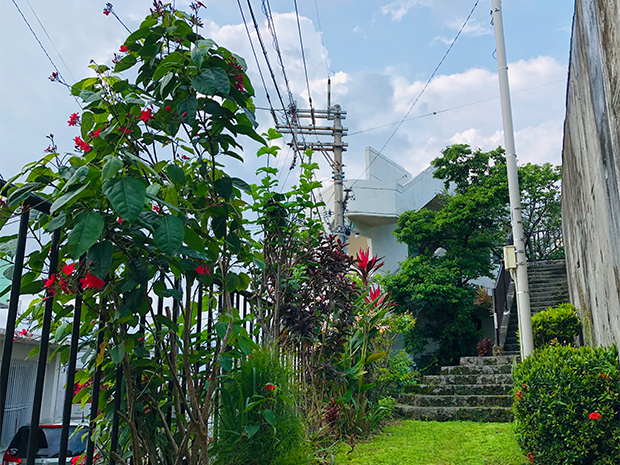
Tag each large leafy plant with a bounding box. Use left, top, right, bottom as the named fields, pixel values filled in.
left=2, top=3, right=263, bottom=464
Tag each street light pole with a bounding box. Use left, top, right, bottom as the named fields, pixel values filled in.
left=491, top=0, right=534, bottom=358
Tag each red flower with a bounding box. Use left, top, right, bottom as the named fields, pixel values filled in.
left=44, top=274, right=56, bottom=289
left=181, top=155, right=190, bottom=160
left=195, top=266, right=210, bottom=276
left=119, top=127, right=131, bottom=135
left=68, top=113, right=80, bottom=126
left=89, top=128, right=101, bottom=138
left=140, top=108, right=154, bottom=122
left=515, top=391, right=524, bottom=400
left=49, top=72, right=59, bottom=82
left=526, top=452, right=534, bottom=464
left=364, top=285, right=385, bottom=308
left=117, top=217, right=123, bottom=224
left=59, top=277, right=70, bottom=294
left=599, top=373, right=611, bottom=381
left=80, top=273, right=106, bottom=291
left=264, top=383, right=276, bottom=392
left=74, top=136, right=91, bottom=152
left=62, top=263, right=76, bottom=276
left=138, top=337, right=144, bottom=342
left=119, top=45, right=129, bottom=52
left=589, top=411, right=602, bottom=421
left=165, top=105, right=172, bottom=112
left=152, top=205, right=160, bottom=213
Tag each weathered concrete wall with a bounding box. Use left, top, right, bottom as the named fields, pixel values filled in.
left=562, top=0, right=620, bottom=349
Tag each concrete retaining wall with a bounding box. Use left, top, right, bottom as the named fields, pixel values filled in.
left=561, top=0, right=620, bottom=348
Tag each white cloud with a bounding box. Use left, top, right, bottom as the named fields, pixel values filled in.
left=353, top=26, right=362, bottom=34
left=381, top=0, right=432, bottom=22
left=446, top=18, right=492, bottom=37
left=430, top=35, right=453, bottom=46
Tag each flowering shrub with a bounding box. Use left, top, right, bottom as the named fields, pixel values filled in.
left=512, top=345, right=620, bottom=464
left=1, top=3, right=262, bottom=463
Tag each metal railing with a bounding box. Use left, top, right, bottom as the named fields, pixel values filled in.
left=0, top=178, right=260, bottom=465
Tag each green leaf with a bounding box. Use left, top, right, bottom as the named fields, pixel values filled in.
left=102, top=156, right=124, bottom=182
left=214, top=177, right=233, bottom=200
left=245, top=425, right=260, bottom=438
left=114, top=54, right=137, bottom=72
left=183, top=227, right=204, bottom=252
left=161, top=288, right=183, bottom=300
left=45, top=214, right=67, bottom=232
left=365, top=351, right=387, bottom=364
left=191, top=68, right=230, bottom=96
left=155, top=314, right=178, bottom=331
left=87, top=240, right=113, bottom=279
left=110, top=343, right=125, bottom=365
left=154, top=215, right=185, bottom=255
left=28, top=345, right=40, bottom=358
left=219, top=354, right=232, bottom=372
left=55, top=321, right=69, bottom=343
left=263, top=409, right=276, bottom=426
left=177, top=96, right=197, bottom=125
left=166, top=164, right=186, bottom=186
left=224, top=273, right=238, bottom=293
left=225, top=233, right=240, bottom=253
left=338, top=389, right=353, bottom=403
left=278, top=394, right=293, bottom=405
left=62, top=165, right=90, bottom=193
left=0, top=239, right=17, bottom=258
left=50, top=183, right=90, bottom=215
left=8, top=182, right=42, bottom=207
left=231, top=177, right=251, bottom=193
left=252, top=256, right=265, bottom=271
left=214, top=321, right=228, bottom=339
left=103, top=177, right=147, bottom=222
left=212, top=217, right=226, bottom=239
left=81, top=112, right=95, bottom=139
left=67, top=212, right=104, bottom=259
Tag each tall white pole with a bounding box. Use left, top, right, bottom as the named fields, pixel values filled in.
left=491, top=0, right=534, bottom=358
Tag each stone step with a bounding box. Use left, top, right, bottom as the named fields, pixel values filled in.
left=460, top=355, right=520, bottom=366
left=398, top=394, right=512, bottom=408
left=405, top=383, right=512, bottom=396
left=395, top=405, right=513, bottom=422
left=441, top=364, right=512, bottom=375
left=424, top=373, right=513, bottom=385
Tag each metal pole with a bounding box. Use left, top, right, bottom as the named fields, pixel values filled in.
left=27, top=229, right=61, bottom=465
left=0, top=208, right=30, bottom=432
left=491, top=0, right=534, bottom=358
left=85, top=318, right=105, bottom=465
left=58, top=291, right=84, bottom=465
left=333, top=105, right=346, bottom=244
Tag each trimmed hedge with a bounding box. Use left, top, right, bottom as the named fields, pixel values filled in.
left=531, top=303, right=582, bottom=347
left=512, top=345, right=620, bottom=464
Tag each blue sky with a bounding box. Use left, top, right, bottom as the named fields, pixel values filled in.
left=0, top=0, right=575, bottom=327
left=0, top=0, right=574, bottom=188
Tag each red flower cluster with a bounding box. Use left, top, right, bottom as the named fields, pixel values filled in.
left=74, top=136, right=91, bottom=152
left=103, top=3, right=113, bottom=16
left=119, top=45, right=129, bottom=52
left=599, top=372, right=611, bottom=381
left=264, top=383, right=276, bottom=392
left=67, top=113, right=80, bottom=126
left=140, top=108, right=154, bottom=122
left=152, top=205, right=160, bottom=213
left=49, top=72, right=59, bottom=82
left=80, top=273, right=106, bottom=291
left=526, top=452, right=534, bottom=464
left=119, top=127, right=131, bottom=134
left=117, top=217, right=123, bottom=224
left=229, top=58, right=245, bottom=92
left=195, top=265, right=210, bottom=276
left=89, top=128, right=101, bottom=138
left=165, top=105, right=172, bottom=113
left=62, top=263, right=76, bottom=276
left=588, top=411, right=602, bottom=421
left=515, top=391, right=524, bottom=400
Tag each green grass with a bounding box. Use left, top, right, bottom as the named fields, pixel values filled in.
left=335, top=421, right=527, bottom=465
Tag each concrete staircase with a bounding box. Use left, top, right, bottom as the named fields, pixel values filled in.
left=396, top=355, right=519, bottom=422
left=504, top=259, right=570, bottom=353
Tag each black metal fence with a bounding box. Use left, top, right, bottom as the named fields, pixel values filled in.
left=0, top=178, right=258, bottom=465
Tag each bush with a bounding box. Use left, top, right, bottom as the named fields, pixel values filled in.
left=531, top=303, right=582, bottom=347
left=376, top=350, right=419, bottom=397
left=212, top=347, right=309, bottom=465
left=477, top=337, right=493, bottom=356
left=512, top=345, right=620, bottom=464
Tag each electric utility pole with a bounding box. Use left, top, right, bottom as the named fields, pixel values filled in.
left=491, top=0, right=534, bottom=358
left=276, top=103, right=349, bottom=244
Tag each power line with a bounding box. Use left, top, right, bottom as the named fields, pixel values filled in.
left=348, top=0, right=481, bottom=191
left=236, top=0, right=278, bottom=126
left=293, top=0, right=314, bottom=121
left=313, top=0, right=330, bottom=79
left=348, top=79, right=566, bottom=136
left=24, top=0, right=76, bottom=83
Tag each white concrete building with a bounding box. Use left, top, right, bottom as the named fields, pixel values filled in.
left=325, top=146, right=446, bottom=272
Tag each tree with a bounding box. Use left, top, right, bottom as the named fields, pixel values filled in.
left=1, top=4, right=264, bottom=463
left=382, top=144, right=562, bottom=366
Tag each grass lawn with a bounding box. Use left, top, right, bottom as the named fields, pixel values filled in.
left=335, top=420, right=527, bottom=465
